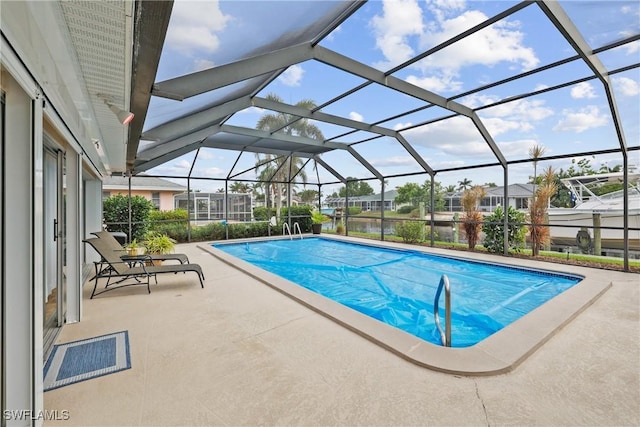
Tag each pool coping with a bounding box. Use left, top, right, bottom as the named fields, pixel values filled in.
left=199, top=234, right=612, bottom=376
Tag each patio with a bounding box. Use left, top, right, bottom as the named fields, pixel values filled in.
left=44, top=241, right=639, bottom=426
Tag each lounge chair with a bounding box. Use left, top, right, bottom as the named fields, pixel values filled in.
left=83, top=237, right=204, bottom=298
left=91, top=230, right=190, bottom=264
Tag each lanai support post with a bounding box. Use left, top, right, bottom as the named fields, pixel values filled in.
left=430, top=176, right=435, bottom=247
left=381, top=179, right=385, bottom=241
left=128, top=172, right=132, bottom=244
left=503, top=167, right=509, bottom=256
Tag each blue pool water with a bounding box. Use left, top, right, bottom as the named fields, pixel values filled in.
left=214, top=238, right=582, bottom=347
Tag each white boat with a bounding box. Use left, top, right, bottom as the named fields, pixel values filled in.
left=547, top=169, right=640, bottom=254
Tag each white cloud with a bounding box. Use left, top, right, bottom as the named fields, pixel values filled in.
left=370, top=156, right=417, bottom=167
left=622, top=40, right=640, bottom=54
left=397, top=115, right=550, bottom=162
left=613, top=76, right=640, bottom=96
left=277, top=65, right=304, bottom=87
left=192, top=166, right=226, bottom=178
left=570, top=82, right=597, bottom=99
left=165, top=0, right=231, bottom=55
left=552, top=106, right=609, bottom=133
left=482, top=117, right=532, bottom=136
left=481, top=98, right=554, bottom=122
left=371, top=1, right=539, bottom=92
left=150, top=158, right=191, bottom=176
left=495, top=139, right=542, bottom=158
left=433, top=159, right=466, bottom=168
left=534, top=83, right=549, bottom=92
left=419, top=11, right=538, bottom=72
left=405, top=74, right=462, bottom=92
left=370, top=0, right=424, bottom=69
left=458, top=93, right=496, bottom=109
left=193, top=59, right=215, bottom=72
left=197, top=150, right=216, bottom=160
left=467, top=96, right=553, bottom=135
left=324, top=24, right=342, bottom=43
left=393, top=122, right=413, bottom=130
left=400, top=116, right=493, bottom=158
left=349, top=111, right=364, bottom=122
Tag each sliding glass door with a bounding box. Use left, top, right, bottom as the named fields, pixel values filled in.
left=43, top=146, right=66, bottom=355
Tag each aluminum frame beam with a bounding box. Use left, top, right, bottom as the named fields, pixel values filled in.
left=252, top=96, right=435, bottom=174
left=219, top=124, right=347, bottom=151
left=347, top=146, right=383, bottom=180
left=538, top=0, right=630, bottom=269
left=142, top=96, right=252, bottom=142
left=152, top=43, right=315, bottom=100
left=314, top=156, right=346, bottom=183
left=137, top=124, right=222, bottom=162
left=313, top=45, right=507, bottom=167
left=537, top=1, right=627, bottom=153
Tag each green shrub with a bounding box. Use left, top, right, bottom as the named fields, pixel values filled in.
left=347, top=206, right=362, bottom=215
left=245, top=221, right=271, bottom=237
left=395, top=221, right=425, bottom=244
left=191, top=222, right=225, bottom=241
left=102, top=194, right=154, bottom=242
left=227, top=223, right=248, bottom=239
left=281, top=205, right=313, bottom=232
left=253, top=207, right=277, bottom=221
left=253, top=205, right=314, bottom=232
left=482, top=205, right=526, bottom=253
left=151, top=222, right=188, bottom=243
left=148, top=209, right=189, bottom=242
left=149, top=208, right=188, bottom=222
left=397, top=205, right=414, bottom=214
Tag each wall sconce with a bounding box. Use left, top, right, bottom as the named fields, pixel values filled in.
left=97, top=94, right=134, bottom=125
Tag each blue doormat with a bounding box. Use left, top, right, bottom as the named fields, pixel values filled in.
left=44, top=331, right=131, bottom=391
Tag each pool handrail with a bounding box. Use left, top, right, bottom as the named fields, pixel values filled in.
left=283, top=222, right=303, bottom=240
left=434, top=274, right=451, bottom=347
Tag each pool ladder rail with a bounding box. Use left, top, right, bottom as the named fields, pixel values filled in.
left=282, top=222, right=303, bottom=240
left=434, top=274, right=451, bottom=347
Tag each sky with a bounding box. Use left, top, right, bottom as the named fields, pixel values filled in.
left=143, top=0, right=640, bottom=196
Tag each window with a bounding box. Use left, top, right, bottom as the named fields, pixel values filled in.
left=151, top=192, right=160, bottom=209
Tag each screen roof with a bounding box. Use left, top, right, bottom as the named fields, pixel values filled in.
left=131, top=0, right=639, bottom=190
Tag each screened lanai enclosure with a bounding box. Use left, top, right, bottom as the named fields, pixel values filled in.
left=112, top=0, right=639, bottom=270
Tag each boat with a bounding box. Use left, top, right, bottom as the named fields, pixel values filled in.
left=547, top=169, right=640, bottom=255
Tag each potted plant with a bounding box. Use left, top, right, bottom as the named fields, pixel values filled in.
left=311, top=211, right=329, bottom=234
left=125, top=239, right=141, bottom=256
left=143, top=232, right=176, bottom=265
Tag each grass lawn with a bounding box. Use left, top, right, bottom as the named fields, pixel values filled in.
left=323, top=229, right=640, bottom=272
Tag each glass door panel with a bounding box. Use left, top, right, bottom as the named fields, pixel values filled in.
left=43, top=147, right=66, bottom=356
left=196, top=197, right=210, bottom=221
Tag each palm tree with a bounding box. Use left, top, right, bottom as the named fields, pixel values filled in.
left=529, top=165, right=556, bottom=256
left=445, top=185, right=457, bottom=193
left=528, top=145, right=546, bottom=255
left=254, top=94, right=324, bottom=219
left=461, top=185, right=486, bottom=249
left=457, top=178, right=472, bottom=191
left=529, top=145, right=546, bottom=189
left=229, top=181, right=251, bottom=194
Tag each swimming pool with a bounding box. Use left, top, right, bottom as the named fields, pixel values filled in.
left=213, top=237, right=582, bottom=347
left=205, top=235, right=610, bottom=374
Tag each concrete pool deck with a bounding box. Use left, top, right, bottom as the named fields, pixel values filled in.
left=45, top=238, right=639, bottom=426
left=206, top=235, right=611, bottom=375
